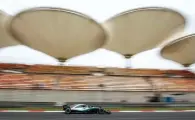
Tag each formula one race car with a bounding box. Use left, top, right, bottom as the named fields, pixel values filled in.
left=63, top=104, right=111, bottom=114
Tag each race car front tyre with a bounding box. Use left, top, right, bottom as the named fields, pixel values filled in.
left=97, top=108, right=104, bottom=114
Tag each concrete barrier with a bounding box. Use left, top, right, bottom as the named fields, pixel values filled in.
left=1, top=90, right=195, bottom=103
left=1, top=101, right=195, bottom=108
left=0, top=90, right=153, bottom=103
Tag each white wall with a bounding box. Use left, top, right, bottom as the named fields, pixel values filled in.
left=0, top=90, right=195, bottom=103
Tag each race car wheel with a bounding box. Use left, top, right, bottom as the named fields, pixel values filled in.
left=98, top=108, right=104, bottom=114
left=64, top=108, right=71, bottom=114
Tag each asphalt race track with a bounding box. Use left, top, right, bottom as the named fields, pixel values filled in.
left=0, top=112, right=195, bottom=120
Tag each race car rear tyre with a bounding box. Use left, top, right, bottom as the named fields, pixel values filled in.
left=64, top=108, right=71, bottom=114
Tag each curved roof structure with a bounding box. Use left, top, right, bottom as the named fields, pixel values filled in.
left=0, top=10, right=18, bottom=48
left=8, top=7, right=107, bottom=61
left=161, top=34, right=195, bottom=66
left=103, top=7, right=186, bottom=57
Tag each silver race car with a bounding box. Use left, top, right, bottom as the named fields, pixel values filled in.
left=63, top=104, right=111, bottom=114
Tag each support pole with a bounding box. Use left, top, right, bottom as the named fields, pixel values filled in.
left=124, top=54, right=133, bottom=68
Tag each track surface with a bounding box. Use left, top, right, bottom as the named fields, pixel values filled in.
left=0, top=112, right=195, bottom=120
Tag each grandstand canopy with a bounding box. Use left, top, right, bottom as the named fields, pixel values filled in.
left=0, top=10, right=18, bottom=48
left=8, top=7, right=107, bottom=62
left=161, top=34, right=195, bottom=66
left=103, top=7, right=186, bottom=58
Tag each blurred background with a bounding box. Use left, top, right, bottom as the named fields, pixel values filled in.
left=0, top=0, right=195, bottom=110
